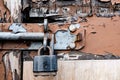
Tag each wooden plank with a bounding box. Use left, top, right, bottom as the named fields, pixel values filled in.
left=57, top=61, right=75, bottom=80
left=23, top=60, right=120, bottom=80
left=23, top=61, right=56, bottom=80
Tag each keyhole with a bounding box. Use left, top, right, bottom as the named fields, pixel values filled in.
left=43, top=60, right=48, bottom=69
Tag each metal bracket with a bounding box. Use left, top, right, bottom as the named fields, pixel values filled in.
left=54, top=29, right=86, bottom=50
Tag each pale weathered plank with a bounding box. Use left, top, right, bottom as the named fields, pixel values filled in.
left=23, top=60, right=120, bottom=80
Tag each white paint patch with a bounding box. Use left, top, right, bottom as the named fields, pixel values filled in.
left=2, top=51, right=21, bottom=80
left=3, top=0, right=22, bottom=21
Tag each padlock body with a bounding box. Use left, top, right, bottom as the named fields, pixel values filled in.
left=33, top=55, right=57, bottom=72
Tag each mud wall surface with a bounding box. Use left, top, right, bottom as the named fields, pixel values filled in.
left=0, top=16, right=120, bottom=55
left=0, top=0, right=10, bottom=22
left=80, top=16, right=120, bottom=55
left=0, top=0, right=120, bottom=80
left=0, top=0, right=119, bottom=55
left=0, top=52, right=5, bottom=80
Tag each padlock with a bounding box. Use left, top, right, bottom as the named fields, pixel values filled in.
left=33, top=46, right=57, bottom=73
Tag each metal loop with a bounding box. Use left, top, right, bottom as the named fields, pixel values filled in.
left=38, top=46, right=52, bottom=56
left=44, top=18, right=48, bottom=32
left=43, top=33, right=48, bottom=51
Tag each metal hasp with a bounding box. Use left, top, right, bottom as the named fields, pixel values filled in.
left=54, top=30, right=76, bottom=50
left=33, top=46, right=57, bottom=76
left=0, top=32, right=44, bottom=40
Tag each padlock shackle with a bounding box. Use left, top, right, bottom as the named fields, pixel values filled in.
left=38, top=46, right=53, bottom=55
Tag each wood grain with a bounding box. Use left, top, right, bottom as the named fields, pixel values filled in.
left=23, top=60, right=120, bottom=80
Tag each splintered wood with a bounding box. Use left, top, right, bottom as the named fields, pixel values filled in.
left=23, top=60, right=120, bottom=80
